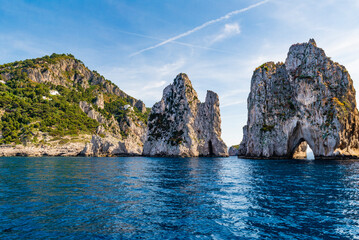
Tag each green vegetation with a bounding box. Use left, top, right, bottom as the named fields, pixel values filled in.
left=135, top=108, right=151, bottom=124
left=0, top=71, right=98, bottom=144
left=104, top=97, right=150, bottom=126
left=0, top=54, right=150, bottom=145
left=255, top=64, right=266, bottom=71
left=0, top=53, right=76, bottom=73
left=147, top=113, right=169, bottom=141
left=147, top=111, right=183, bottom=145
left=168, top=130, right=184, bottom=146
left=255, top=63, right=273, bottom=72
left=332, top=97, right=344, bottom=107
left=260, top=124, right=275, bottom=132
left=332, top=96, right=352, bottom=120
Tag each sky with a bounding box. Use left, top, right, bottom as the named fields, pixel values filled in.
left=1, top=0, right=359, bottom=147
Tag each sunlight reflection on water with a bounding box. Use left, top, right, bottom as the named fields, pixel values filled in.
left=1, top=156, right=359, bottom=239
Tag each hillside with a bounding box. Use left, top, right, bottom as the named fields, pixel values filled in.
left=0, top=53, right=150, bottom=156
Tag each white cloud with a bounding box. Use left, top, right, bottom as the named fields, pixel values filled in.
left=130, top=0, right=269, bottom=56
left=0, top=35, right=48, bottom=62
left=143, top=80, right=166, bottom=90
left=221, top=99, right=247, bottom=108
left=75, top=0, right=359, bottom=147
left=211, top=23, right=241, bottom=44
left=99, top=58, right=186, bottom=105
left=322, top=30, right=359, bottom=58
left=219, top=88, right=249, bottom=107
left=116, top=29, right=239, bottom=55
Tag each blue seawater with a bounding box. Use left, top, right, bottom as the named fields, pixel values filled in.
left=1, top=156, right=359, bottom=239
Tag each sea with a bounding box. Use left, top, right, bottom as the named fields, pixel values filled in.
left=1, top=156, right=359, bottom=239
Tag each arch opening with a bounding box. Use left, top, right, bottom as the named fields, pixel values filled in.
left=292, top=140, right=315, bottom=160
left=288, top=122, right=316, bottom=160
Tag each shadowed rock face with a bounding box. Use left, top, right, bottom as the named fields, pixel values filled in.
left=143, top=73, right=228, bottom=157
left=239, top=39, right=359, bottom=159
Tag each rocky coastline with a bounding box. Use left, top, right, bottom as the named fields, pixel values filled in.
left=0, top=55, right=227, bottom=157
left=0, top=141, right=88, bottom=157
left=2, top=39, right=359, bottom=159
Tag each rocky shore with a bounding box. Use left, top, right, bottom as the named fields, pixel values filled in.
left=0, top=142, right=87, bottom=157
left=2, top=40, right=359, bottom=159
left=0, top=54, right=227, bottom=157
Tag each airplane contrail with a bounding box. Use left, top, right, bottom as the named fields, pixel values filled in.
left=130, top=0, right=269, bottom=57
left=117, top=30, right=241, bottom=55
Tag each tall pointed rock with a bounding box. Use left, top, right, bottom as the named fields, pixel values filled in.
left=143, top=73, right=228, bottom=157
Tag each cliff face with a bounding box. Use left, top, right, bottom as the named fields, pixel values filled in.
left=143, top=73, right=228, bottom=157
left=239, top=39, right=359, bottom=159
left=1, top=55, right=144, bottom=107
left=228, top=145, right=239, bottom=156
left=79, top=101, right=147, bottom=156
left=0, top=54, right=149, bottom=156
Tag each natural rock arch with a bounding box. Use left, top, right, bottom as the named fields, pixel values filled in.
left=238, top=39, right=359, bottom=160
left=287, top=122, right=316, bottom=158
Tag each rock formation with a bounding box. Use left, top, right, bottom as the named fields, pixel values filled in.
left=135, top=100, right=147, bottom=113
left=0, top=141, right=89, bottom=157
left=228, top=145, right=239, bottom=156
left=239, top=39, right=359, bottom=159
left=0, top=54, right=148, bottom=156
left=143, top=73, right=228, bottom=157
left=95, top=93, right=105, bottom=109
left=0, top=54, right=145, bottom=110
left=79, top=101, right=147, bottom=156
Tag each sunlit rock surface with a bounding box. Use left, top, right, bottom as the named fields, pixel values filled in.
left=143, top=73, right=228, bottom=157
left=239, top=39, right=359, bottom=159
left=0, top=55, right=148, bottom=157
left=79, top=101, right=146, bottom=156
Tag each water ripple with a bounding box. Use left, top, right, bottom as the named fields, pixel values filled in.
left=1, top=157, right=359, bottom=239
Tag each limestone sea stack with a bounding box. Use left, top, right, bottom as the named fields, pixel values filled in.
left=239, top=39, right=359, bottom=159
left=143, top=73, right=228, bottom=157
